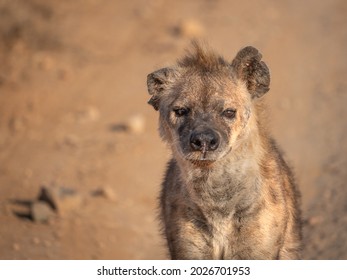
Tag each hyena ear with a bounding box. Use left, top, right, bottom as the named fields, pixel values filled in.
left=147, top=67, right=177, bottom=111
left=231, top=46, right=270, bottom=99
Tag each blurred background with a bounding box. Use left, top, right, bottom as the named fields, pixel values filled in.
left=0, top=0, right=346, bottom=259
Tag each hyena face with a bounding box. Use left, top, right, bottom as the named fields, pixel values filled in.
left=148, top=44, right=270, bottom=165
left=159, top=72, right=252, bottom=163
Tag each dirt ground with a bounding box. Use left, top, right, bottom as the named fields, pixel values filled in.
left=0, top=0, right=346, bottom=260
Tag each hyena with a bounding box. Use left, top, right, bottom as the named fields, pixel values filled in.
left=147, top=43, right=302, bottom=260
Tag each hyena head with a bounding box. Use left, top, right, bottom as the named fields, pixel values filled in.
left=147, top=43, right=270, bottom=165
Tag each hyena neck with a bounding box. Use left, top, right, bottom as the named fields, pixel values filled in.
left=177, top=124, right=264, bottom=210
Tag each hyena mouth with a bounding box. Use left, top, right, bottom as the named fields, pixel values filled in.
left=189, top=158, right=216, bottom=168
left=187, top=149, right=217, bottom=166
left=186, top=145, right=232, bottom=165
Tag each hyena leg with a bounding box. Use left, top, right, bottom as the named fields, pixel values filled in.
left=165, top=220, right=211, bottom=260
left=278, top=242, right=301, bottom=260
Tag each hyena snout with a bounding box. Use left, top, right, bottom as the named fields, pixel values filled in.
left=190, top=129, right=220, bottom=152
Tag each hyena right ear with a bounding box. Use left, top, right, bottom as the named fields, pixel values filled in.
left=147, top=67, right=177, bottom=111
left=231, top=46, right=270, bottom=99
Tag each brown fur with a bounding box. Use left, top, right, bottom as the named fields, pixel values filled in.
left=147, top=43, right=302, bottom=259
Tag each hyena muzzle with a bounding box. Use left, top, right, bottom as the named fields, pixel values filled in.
left=147, top=43, right=302, bottom=260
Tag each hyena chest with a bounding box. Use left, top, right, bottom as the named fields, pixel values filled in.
left=206, top=214, right=254, bottom=260
left=210, top=219, right=233, bottom=259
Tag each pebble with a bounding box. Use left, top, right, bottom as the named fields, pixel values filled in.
left=31, top=201, right=55, bottom=223
left=76, top=106, right=100, bottom=123
left=63, top=134, right=80, bottom=148
left=38, top=185, right=83, bottom=215
left=9, top=117, right=25, bottom=133
left=126, top=114, right=145, bottom=134
left=175, top=19, right=204, bottom=38
left=32, top=237, right=41, bottom=245
left=57, top=68, right=71, bottom=81
left=92, top=186, right=117, bottom=202
left=13, top=243, right=21, bottom=251
left=308, top=215, right=324, bottom=226
left=36, top=54, right=55, bottom=71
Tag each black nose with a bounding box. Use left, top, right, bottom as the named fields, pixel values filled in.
left=190, top=130, right=220, bottom=152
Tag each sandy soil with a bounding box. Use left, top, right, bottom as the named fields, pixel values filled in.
left=0, top=0, right=346, bottom=260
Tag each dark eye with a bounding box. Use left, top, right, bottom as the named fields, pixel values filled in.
left=222, top=109, right=236, bottom=119
left=173, top=107, right=190, bottom=117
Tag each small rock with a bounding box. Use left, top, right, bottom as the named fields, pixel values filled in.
left=175, top=19, right=204, bottom=38
left=36, top=54, right=55, bottom=71
left=54, top=230, right=64, bottom=240
left=63, top=134, right=80, bottom=148
left=92, top=186, right=117, bottom=202
left=38, top=185, right=83, bottom=215
left=76, top=106, right=100, bottom=123
left=57, top=68, right=71, bottom=81
left=31, top=201, right=54, bottom=223
left=109, top=123, right=127, bottom=132
left=13, top=243, right=20, bottom=251
left=126, top=114, right=145, bottom=134
left=38, top=186, right=60, bottom=210
left=9, top=117, right=25, bottom=133
left=32, top=237, right=41, bottom=245
left=308, top=215, right=323, bottom=226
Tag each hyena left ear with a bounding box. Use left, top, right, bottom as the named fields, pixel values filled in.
left=231, top=46, right=270, bottom=99
left=147, top=67, right=177, bottom=111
